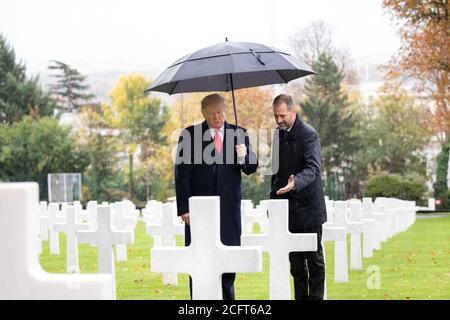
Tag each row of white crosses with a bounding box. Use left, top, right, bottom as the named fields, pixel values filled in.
left=151, top=196, right=264, bottom=300
left=321, top=196, right=417, bottom=299
left=41, top=194, right=318, bottom=300
left=323, top=199, right=365, bottom=283
left=112, top=201, right=138, bottom=262
left=374, top=197, right=416, bottom=237
left=6, top=183, right=319, bottom=300
left=149, top=197, right=318, bottom=300
left=241, top=200, right=317, bottom=300
left=64, top=202, right=134, bottom=298
left=17, top=180, right=416, bottom=300
left=0, top=182, right=115, bottom=299
left=35, top=199, right=136, bottom=300
left=54, top=206, right=90, bottom=273
left=146, top=202, right=184, bottom=286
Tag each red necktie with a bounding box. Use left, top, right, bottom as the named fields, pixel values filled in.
left=214, top=129, right=222, bottom=155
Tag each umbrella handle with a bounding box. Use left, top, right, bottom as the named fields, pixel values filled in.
left=229, top=73, right=238, bottom=127
left=229, top=74, right=245, bottom=165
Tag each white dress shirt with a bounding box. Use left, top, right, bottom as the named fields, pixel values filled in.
left=209, top=125, right=224, bottom=141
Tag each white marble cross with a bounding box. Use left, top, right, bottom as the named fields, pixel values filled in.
left=113, top=202, right=137, bottom=230
left=48, top=203, right=65, bottom=255
left=331, top=201, right=363, bottom=282
left=143, top=200, right=163, bottom=247
left=143, top=200, right=163, bottom=224
left=73, top=201, right=86, bottom=224
left=349, top=200, right=375, bottom=259
left=122, top=199, right=140, bottom=220
left=395, top=200, right=416, bottom=232
left=39, top=201, right=49, bottom=242
left=256, top=201, right=270, bottom=233
left=113, top=202, right=137, bottom=262
left=54, top=205, right=90, bottom=273
left=147, top=202, right=184, bottom=286
left=321, top=223, right=346, bottom=299
left=322, top=202, right=352, bottom=283
left=362, top=198, right=384, bottom=250
left=77, top=205, right=134, bottom=275
left=86, top=201, right=98, bottom=230
left=147, top=203, right=184, bottom=246
left=0, top=182, right=114, bottom=299
left=240, top=200, right=254, bottom=234
left=347, top=200, right=364, bottom=270
left=151, top=196, right=262, bottom=300
left=325, top=198, right=335, bottom=223
left=241, top=200, right=268, bottom=234
left=37, top=201, right=49, bottom=256
left=374, top=197, right=396, bottom=240
left=241, top=200, right=317, bottom=300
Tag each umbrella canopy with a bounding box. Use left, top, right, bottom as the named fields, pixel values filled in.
left=146, top=41, right=315, bottom=95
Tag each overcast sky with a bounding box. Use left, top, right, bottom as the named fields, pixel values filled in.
left=0, top=0, right=401, bottom=77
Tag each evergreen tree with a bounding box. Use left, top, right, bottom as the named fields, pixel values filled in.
left=299, top=53, right=360, bottom=199
left=48, top=60, right=95, bottom=113
left=0, top=34, right=56, bottom=123
left=433, top=142, right=450, bottom=208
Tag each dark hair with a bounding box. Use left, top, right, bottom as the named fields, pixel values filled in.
left=272, top=94, right=294, bottom=110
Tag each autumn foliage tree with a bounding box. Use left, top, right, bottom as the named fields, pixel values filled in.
left=382, top=0, right=449, bottom=143
left=103, top=74, right=168, bottom=201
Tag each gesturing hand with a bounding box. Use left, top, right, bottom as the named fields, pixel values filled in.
left=276, top=175, right=296, bottom=195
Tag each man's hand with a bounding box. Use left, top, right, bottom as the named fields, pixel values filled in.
left=276, top=175, right=296, bottom=195
left=235, top=144, right=247, bottom=158
left=181, top=212, right=190, bottom=225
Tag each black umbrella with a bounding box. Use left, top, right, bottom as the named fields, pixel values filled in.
left=146, top=39, right=315, bottom=127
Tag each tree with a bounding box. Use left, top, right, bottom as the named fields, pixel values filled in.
left=299, top=53, right=361, bottom=199
left=77, top=104, right=126, bottom=202
left=382, top=0, right=449, bottom=143
left=103, top=74, right=169, bottom=201
left=289, top=21, right=360, bottom=87
left=362, top=84, right=429, bottom=176
left=0, top=116, right=89, bottom=200
left=48, top=60, right=95, bottom=113
left=0, top=34, right=56, bottom=123
left=364, top=171, right=428, bottom=204
left=433, top=142, right=450, bottom=207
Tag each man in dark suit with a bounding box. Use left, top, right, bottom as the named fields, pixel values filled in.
left=270, top=93, right=327, bottom=300
left=174, top=93, right=258, bottom=300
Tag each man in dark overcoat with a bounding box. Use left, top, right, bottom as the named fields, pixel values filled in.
left=174, top=93, right=258, bottom=300
left=270, top=93, right=327, bottom=300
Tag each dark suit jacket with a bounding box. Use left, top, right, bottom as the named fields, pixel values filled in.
left=175, top=121, right=258, bottom=246
left=270, top=114, right=327, bottom=231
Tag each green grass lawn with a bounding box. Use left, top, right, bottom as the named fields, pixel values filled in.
left=39, top=214, right=450, bottom=300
